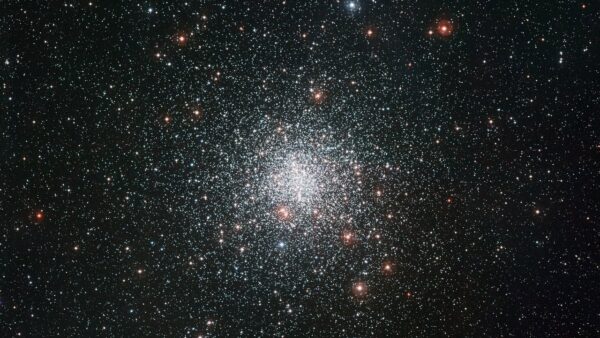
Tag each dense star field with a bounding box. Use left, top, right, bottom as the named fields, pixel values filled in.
left=1, top=1, right=599, bottom=337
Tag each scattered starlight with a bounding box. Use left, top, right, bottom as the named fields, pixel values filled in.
left=4, top=1, right=596, bottom=337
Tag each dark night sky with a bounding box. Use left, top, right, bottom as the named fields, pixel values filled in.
left=1, top=0, right=599, bottom=337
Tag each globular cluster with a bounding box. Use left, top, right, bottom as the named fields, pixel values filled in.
left=1, top=1, right=599, bottom=337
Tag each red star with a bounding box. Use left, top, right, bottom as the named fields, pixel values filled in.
left=435, top=19, right=454, bottom=37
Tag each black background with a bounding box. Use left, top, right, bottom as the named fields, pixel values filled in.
left=1, top=1, right=599, bottom=337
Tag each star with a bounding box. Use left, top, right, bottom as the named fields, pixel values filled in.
left=381, top=260, right=396, bottom=276
left=434, top=19, right=454, bottom=37
left=310, top=89, right=326, bottom=104
left=352, top=281, right=368, bottom=298
left=341, top=229, right=356, bottom=246
left=31, top=210, right=45, bottom=223
left=276, top=205, right=292, bottom=221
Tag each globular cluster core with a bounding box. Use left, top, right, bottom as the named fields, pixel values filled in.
left=1, top=1, right=599, bottom=337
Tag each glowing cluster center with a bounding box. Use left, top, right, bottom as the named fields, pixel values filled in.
left=275, top=156, right=319, bottom=204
